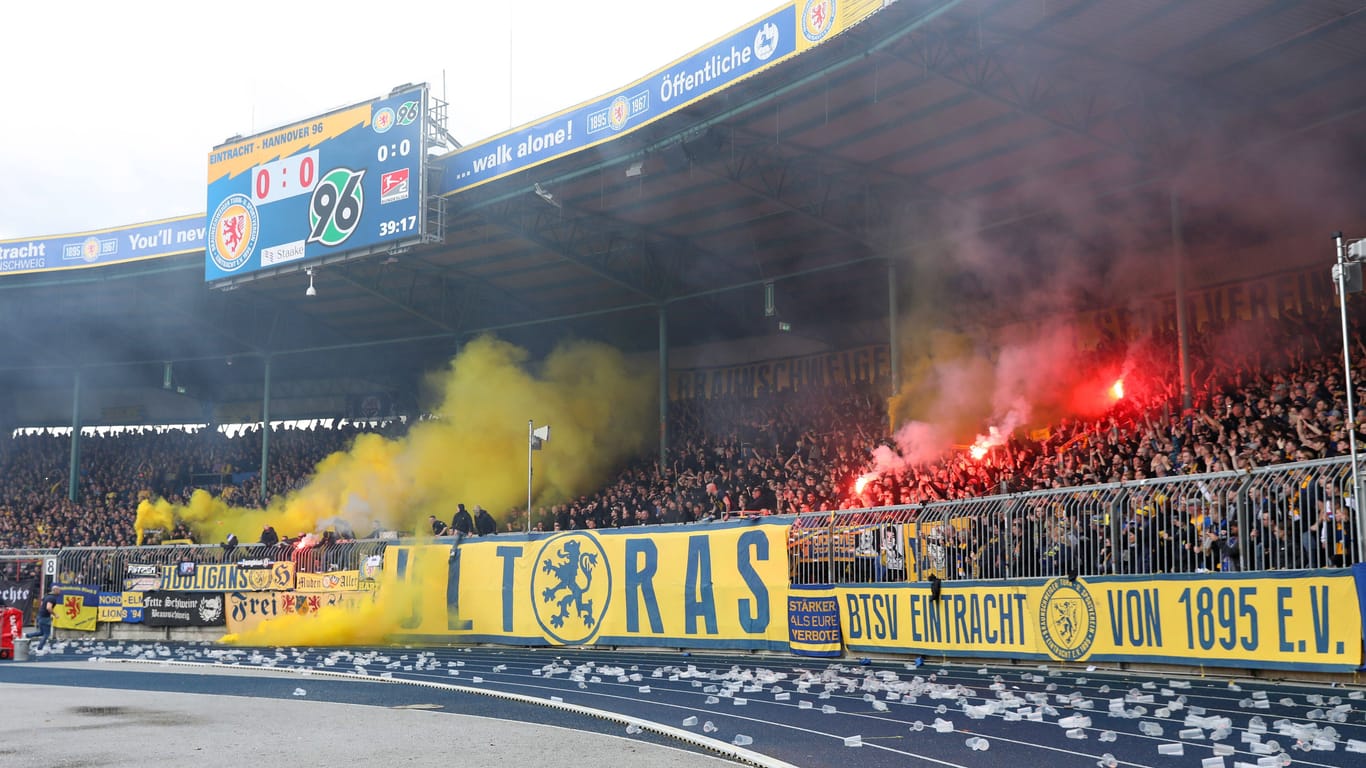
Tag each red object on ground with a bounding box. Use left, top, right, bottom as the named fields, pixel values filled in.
left=0, top=607, right=23, bottom=659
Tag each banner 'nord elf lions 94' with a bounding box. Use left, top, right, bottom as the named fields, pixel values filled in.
left=383, top=520, right=790, bottom=649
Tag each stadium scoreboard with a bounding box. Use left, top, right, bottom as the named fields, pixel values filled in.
left=205, top=85, right=428, bottom=283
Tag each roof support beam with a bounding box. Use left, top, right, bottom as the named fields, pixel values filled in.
left=326, top=254, right=550, bottom=336
left=330, top=262, right=458, bottom=333
left=682, top=127, right=887, bottom=253
left=884, top=26, right=1154, bottom=166
left=479, top=200, right=668, bottom=302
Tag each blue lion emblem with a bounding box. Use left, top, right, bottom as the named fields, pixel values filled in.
left=1052, top=599, right=1077, bottom=645
left=540, top=538, right=599, bottom=629
left=1038, top=578, right=1097, bottom=661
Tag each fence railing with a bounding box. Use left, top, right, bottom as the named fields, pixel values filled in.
left=22, top=457, right=1363, bottom=592
left=53, top=540, right=391, bottom=594
left=789, top=455, right=1361, bottom=585
left=0, top=548, right=56, bottom=587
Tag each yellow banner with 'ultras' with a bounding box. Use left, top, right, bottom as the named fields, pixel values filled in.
left=383, top=520, right=790, bottom=650
left=837, top=570, right=1364, bottom=672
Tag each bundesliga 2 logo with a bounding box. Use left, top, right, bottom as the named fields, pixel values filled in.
left=531, top=532, right=611, bottom=644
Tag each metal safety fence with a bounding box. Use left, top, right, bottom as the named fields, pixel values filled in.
left=291, top=539, right=390, bottom=575
left=53, top=540, right=391, bottom=594
left=14, top=457, right=1362, bottom=591
left=0, top=548, right=57, bottom=576
left=789, top=456, right=1361, bottom=585
left=0, top=549, right=58, bottom=612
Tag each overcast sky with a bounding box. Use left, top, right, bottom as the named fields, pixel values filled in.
left=0, top=0, right=781, bottom=239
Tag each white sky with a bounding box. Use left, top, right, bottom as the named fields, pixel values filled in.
left=0, top=0, right=782, bottom=240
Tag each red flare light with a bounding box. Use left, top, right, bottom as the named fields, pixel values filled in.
left=968, top=425, right=1007, bottom=461
left=854, top=473, right=876, bottom=495
left=1110, top=379, right=1125, bottom=401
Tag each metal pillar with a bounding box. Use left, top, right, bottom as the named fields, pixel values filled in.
left=888, top=259, right=900, bottom=397
left=658, top=305, right=669, bottom=469
left=1171, top=190, right=1192, bottom=411
left=67, top=368, right=81, bottom=502
left=1333, top=233, right=1366, bottom=565
left=527, top=419, right=534, bottom=533
left=259, top=355, right=272, bottom=503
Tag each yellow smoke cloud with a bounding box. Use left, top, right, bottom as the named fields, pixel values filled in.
left=136, top=335, right=655, bottom=544
left=220, top=546, right=448, bottom=647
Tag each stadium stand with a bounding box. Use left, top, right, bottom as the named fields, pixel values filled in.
left=1, top=299, right=1360, bottom=574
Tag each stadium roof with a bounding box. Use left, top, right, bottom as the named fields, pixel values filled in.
left=3, top=0, right=1365, bottom=402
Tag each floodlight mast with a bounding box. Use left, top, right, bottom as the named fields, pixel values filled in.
left=526, top=423, right=550, bottom=532
left=1332, top=232, right=1365, bottom=565
left=527, top=420, right=534, bottom=534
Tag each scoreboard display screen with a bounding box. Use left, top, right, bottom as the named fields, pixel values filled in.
left=205, top=85, right=426, bottom=282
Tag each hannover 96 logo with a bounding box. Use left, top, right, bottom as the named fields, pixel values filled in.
left=307, top=167, right=365, bottom=247
left=531, top=532, right=611, bottom=644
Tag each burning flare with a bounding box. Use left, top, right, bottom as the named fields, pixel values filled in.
left=854, top=473, right=877, bottom=495
left=1110, top=378, right=1125, bottom=401
left=967, top=424, right=1010, bottom=462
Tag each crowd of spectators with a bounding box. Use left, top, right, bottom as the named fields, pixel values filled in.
left=0, top=301, right=1360, bottom=573
left=0, top=423, right=402, bottom=549
left=526, top=304, right=1361, bottom=572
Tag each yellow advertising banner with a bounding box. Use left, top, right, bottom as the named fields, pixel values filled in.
left=159, top=562, right=295, bottom=592
left=384, top=521, right=791, bottom=649
left=121, top=591, right=144, bottom=608
left=294, top=570, right=371, bottom=593
left=837, top=570, right=1364, bottom=672
left=224, top=590, right=376, bottom=636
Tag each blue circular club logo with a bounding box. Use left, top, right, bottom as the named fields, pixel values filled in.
left=1038, top=577, right=1098, bottom=662
left=530, top=532, right=612, bottom=645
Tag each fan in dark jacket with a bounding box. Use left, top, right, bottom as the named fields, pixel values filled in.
left=451, top=504, right=474, bottom=536
left=475, top=506, right=497, bottom=536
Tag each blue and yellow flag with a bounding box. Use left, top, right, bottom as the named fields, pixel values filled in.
left=52, top=585, right=99, bottom=632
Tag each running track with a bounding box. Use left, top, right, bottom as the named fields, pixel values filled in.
left=4, top=641, right=1363, bottom=767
